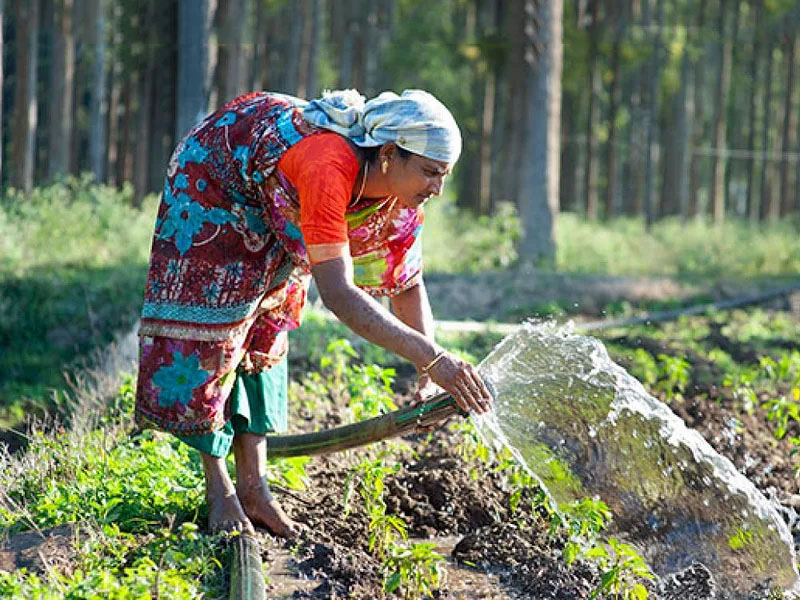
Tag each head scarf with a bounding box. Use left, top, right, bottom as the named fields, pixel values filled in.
left=301, top=89, right=462, bottom=164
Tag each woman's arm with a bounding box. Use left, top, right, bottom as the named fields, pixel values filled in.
left=311, top=257, right=492, bottom=414
left=389, top=278, right=435, bottom=341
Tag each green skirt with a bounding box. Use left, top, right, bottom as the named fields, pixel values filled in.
left=177, top=359, right=288, bottom=458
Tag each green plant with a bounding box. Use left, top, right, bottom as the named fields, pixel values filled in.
left=266, top=456, right=311, bottom=491
left=628, top=349, right=659, bottom=388
left=348, top=363, right=398, bottom=421
left=762, top=390, right=800, bottom=440
left=655, top=354, right=691, bottom=401
left=344, top=455, right=407, bottom=562
left=585, top=538, right=654, bottom=600
left=384, top=541, right=446, bottom=599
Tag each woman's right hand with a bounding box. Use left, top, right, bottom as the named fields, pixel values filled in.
left=424, top=351, right=493, bottom=414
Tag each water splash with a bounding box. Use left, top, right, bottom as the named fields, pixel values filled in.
left=473, top=320, right=798, bottom=597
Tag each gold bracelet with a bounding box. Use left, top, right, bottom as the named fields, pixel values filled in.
left=421, top=351, right=446, bottom=374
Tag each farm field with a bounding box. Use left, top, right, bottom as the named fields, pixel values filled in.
left=2, top=182, right=800, bottom=598
left=3, top=297, right=800, bottom=598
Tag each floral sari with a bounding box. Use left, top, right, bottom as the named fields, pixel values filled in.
left=135, top=92, right=423, bottom=436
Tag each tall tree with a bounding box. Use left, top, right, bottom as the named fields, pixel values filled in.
left=0, top=0, right=4, bottom=191
left=583, top=0, right=600, bottom=219
left=499, top=0, right=527, bottom=206
left=661, top=47, right=692, bottom=218
left=133, top=0, right=156, bottom=201
left=642, top=0, right=664, bottom=227
left=88, top=0, right=108, bottom=181
left=745, top=0, right=762, bottom=221
left=47, top=0, right=75, bottom=179
left=146, top=1, right=177, bottom=194
left=687, top=0, right=708, bottom=219
left=216, top=0, right=248, bottom=104
left=778, top=30, right=796, bottom=216
left=518, top=0, right=562, bottom=264
left=710, top=0, right=734, bottom=224
left=604, top=1, right=627, bottom=218
left=759, top=39, right=776, bottom=221
left=477, top=0, right=501, bottom=215
left=11, top=0, right=40, bottom=193
left=176, top=0, right=209, bottom=140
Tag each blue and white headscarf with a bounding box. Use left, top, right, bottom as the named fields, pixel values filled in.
left=302, top=89, right=462, bottom=164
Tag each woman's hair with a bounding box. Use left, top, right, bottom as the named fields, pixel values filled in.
left=361, top=144, right=413, bottom=165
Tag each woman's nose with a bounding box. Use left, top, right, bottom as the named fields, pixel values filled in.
left=429, top=177, right=444, bottom=196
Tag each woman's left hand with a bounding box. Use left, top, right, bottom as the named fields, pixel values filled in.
left=411, top=374, right=451, bottom=433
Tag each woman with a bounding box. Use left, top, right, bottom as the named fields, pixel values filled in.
left=135, top=88, right=493, bottom=538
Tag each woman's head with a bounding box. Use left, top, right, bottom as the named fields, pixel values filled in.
left=303, top=89, right=460, bottom=209
left=362, top=142, right=450, bottom=209
left=302, top=89, right=462, bottom=165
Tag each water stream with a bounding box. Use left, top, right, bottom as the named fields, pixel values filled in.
left=473, top=320, right=799, bottom=597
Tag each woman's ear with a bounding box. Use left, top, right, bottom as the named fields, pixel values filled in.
left=378, top=142, right=397, bottom=164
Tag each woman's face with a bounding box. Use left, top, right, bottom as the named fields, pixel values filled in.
left=386, top=151, right=452, bottom=210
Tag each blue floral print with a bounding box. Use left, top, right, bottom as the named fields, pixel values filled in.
left=215, top=111, right=237, bottom=127
left=178, top=137, right=211, bottom=168
left=158, top=186, right=235, bottom=255
left=152, top=350, right=209, bottom=408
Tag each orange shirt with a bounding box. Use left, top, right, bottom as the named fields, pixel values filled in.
left=277, top=133, right=359, bottom=264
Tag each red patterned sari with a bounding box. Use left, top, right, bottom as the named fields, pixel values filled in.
left=135, top=92, right=423, bottom=436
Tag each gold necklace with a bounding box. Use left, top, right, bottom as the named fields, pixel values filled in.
left=353, top=162, right=368, bottom=205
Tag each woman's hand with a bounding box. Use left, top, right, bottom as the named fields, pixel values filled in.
left=423, top=351, right=493, bottom=415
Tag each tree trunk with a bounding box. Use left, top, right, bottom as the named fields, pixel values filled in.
left=216, top=0, right=248, bottom=104
left=500, top=0, right=527, bottom=206
left=623, top=56, right=645, bottom=215
left=87, top=0, right=107, bottom=182
left=105, top=2, right=121, bottom=186
left=478, top=0, right=500, bottom=215
left=583, top=0, right=600, bottom=219
left=47, top=0, right=75, bottom=180
left=661, top=48, right=692, bottom=217
left=147, top=1, right=178, bottom=194
left=363, top=0, right=379, bottom=95
left=759, top=40, right=776, bottom=221
left=745, top=0, right=761, bottom=221
left=118, top=73, right=132, bottom=185
left=177, top=0, right=209, bottom=140
left=133, top=1, right=156, bottom=202
left=251, top=0, right=266, bottom=90
left=643, top=0, right=663, bottom=226
left=723, top=0, right=742, bottom=216
left=12, top=0, right=40, bottom=193
left=604, top=5, right=625, bottom=218
left=687, top=0, right=707, bottom=219
left=560, top=92, right=578, bottom=211
left=479, top=67, right=496, bottom=215
left=518, top=0, right=562, bottom=265
left=338, top=1, right=357, bottom=89
left=1, top=0, right=5, bottom=190
left=779, top=33, right=796, bottom=216
left=710, top=0, right=733, bottom=224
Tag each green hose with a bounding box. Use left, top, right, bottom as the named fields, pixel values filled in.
left=228, top=534, right=265, bottom=600
left=266, top=392, right=465, bottom=459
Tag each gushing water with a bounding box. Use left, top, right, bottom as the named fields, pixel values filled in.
left=473, top=320, right=798, bottom=597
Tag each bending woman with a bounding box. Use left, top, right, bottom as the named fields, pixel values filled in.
left=134, top=89, right=493, bottom=538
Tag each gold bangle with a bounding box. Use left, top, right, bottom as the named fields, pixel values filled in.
left=421, top=351, right=446, bottom=374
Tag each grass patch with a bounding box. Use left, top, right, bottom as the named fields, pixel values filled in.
left=0, top=178, right=156, bottom=427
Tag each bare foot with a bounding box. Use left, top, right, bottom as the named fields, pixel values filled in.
left=207, top=488, right=255, bottom=536
left=237, top=479, right=298, bottom=539
left=199, top=450, right=254, bottom=535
